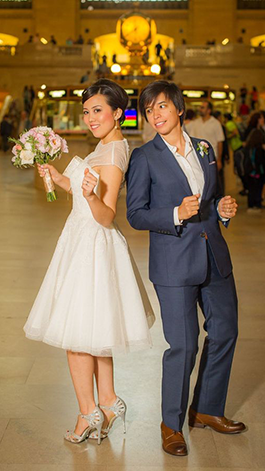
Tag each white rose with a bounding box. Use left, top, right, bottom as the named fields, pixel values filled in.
left=20, top=149, right=35, bottom=165
left=24, top=142, right=33, bottom=151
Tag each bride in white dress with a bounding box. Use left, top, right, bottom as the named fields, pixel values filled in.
left=23, top=79, right=155, bottom=444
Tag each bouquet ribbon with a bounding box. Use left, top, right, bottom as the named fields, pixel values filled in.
left=43, top=169, right=57, bottom=202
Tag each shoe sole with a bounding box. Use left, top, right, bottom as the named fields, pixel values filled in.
left=162, top=444, right=188, bottom=456
left=189, top=422, right=247, bottom=434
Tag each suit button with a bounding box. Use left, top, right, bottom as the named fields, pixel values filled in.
left=200, top=232, right=207, bottom=238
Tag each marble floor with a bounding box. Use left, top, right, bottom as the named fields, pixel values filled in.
left=0, top=149, right=264, bottom=471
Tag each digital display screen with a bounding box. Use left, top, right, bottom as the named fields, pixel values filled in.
left=122, top=108, right=138, bottom=129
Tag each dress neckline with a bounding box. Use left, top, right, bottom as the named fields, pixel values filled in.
left=99, top=138, right=127, bottom=146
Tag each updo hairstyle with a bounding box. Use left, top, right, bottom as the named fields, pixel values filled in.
left=82, top=79, right=128, bottom=125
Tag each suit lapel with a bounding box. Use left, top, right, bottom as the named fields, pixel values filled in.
left=153, top=134, right=192, bottom=196
left=191, top=137, right=210, bottom=200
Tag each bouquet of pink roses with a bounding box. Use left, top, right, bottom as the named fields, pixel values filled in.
left=10, top=126, right=68, bottom=202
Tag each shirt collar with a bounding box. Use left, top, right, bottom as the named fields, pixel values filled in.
left=161, top=131, right=193, bottom=156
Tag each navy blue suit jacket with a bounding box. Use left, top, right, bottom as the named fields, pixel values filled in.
left=126, top=133, right=233, bottom=287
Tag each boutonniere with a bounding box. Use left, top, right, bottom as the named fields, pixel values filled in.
left=197, top=141, right=209, bottom=157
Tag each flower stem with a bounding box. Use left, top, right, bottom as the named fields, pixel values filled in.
left=46, top=191, right=57, bottom=202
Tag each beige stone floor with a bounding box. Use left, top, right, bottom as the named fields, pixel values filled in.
left=0, top=149, right=265, bottom=471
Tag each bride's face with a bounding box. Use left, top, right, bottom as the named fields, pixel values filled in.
left=83, top=94, right=117, bottom=139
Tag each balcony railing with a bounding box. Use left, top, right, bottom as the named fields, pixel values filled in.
left=80, top=0, right=188, bottom=9
left=237, top=0, right=265, bottom=9
left=0, top=0, right=32, bottom=8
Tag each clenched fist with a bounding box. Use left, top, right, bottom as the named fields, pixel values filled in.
left=82, top=168, right=98, bottom=198
left=218, top=195, right=238, bottom=219
left=178, top=194, right=200, bottom=221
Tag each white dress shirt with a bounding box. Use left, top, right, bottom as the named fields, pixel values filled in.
left=162, top=132, right=205, bottom=225
left=162, top=131, right=227, bottom=225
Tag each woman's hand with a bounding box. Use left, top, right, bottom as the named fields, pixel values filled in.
left=37, top=163, right=62, bottom=184
left=218, top=195, right=238, bottom=219
left=82, top=168, right=98, bottom=199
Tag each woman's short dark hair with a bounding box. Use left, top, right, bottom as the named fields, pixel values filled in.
left=139, top=80, right=185, bottom=126
left=248, top=112, right=261, bottom=130
left=246, top=128, right=264, bottom=148
left=82, top=79, right=128, bottom=125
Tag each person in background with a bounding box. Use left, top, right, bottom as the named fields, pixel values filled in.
left=155, top=41, right=163, bottom=57
left=66, top=37, right=74, bottom=46
left=186, top=101, right=225, bottom=170
left=29, top=86, right=35, bottom=112
left=183, top=108, right=195, bottom=132
left=239, top=100, right=250, bottom=118
left=240, top=83, right=248, bottom=104
left=23, top=86, right=31, bottom=114
left=76, top=34, right=84, bottom=45
left=33, top=33, right=40, bottom=44
left=0, top=115, right=12, bottom=152
left=50, top=35, right=57, bottom=45
left=244, top=129, right=265, bottom=213
left=18, top=111, right=32, bottom=135
left=244, top=112, right=265, bottom=142
left=213, top=111, right=230, bottom=193
left=250, top=86, right=259, bottom=111
left=28, top=35, right=33, bottom=43
left=80, top=70, right=90, bottom=84
left=224, top=113, right=247, bottom=196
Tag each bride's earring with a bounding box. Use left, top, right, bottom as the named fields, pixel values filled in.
left=114, top=119, right=118, bottom=130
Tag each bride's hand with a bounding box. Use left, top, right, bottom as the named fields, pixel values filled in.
left=37, top=163, right=62, bottom=184
left=82, top=168, right=98, bottom=198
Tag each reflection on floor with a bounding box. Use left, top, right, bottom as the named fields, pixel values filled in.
left=0, top=149, right=265, bottom=471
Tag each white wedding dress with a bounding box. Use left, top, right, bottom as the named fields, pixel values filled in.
left=24, top=139, right=155, bottom=356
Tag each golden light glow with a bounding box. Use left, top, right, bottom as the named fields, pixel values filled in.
left=0, top=34, right=19, bottom=46
left=251, top=34, right=265, bottom=47
left=48, top=90, right=67, bottom=98
left=151, top=64, right=161, bottom=75
left=38, top=91, right=45, bottom=100
left=229, top=92, right=236, bottom=101
left=41, top=84, right=47, bottom=90
left=183, top=90, right=206, bottom=98
left=72, top=89, right=84, bottom=97
left=40, top=37, right=48, bottom=45
left=222, top=38, right=229, bottom=46
left=211, top=91, right=227, bottom=99
left=120, top=15, right=150, bottom=43
left=11, top=47, right=16, bottom=56
left=224, top=84, right=229, bottom=89
left=111, top=63, right=122, bottom=74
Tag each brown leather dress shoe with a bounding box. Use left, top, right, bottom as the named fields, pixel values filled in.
left=161, top=422, right=188, bottom=456
left=189, top=408, right=246, bottom=434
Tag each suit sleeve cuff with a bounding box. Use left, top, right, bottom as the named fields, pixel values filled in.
left=217, top=204, right=229, bottom=222
left=174, top=207, right=183, bottom=226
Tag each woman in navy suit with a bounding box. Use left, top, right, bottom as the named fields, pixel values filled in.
left=126, top=81, right=246, bottom=456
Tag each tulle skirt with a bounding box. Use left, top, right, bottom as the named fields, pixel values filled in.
left=24, top=211, right=155, bottom=356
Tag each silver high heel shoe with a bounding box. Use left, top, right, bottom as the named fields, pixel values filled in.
left=64, top=406, right=104, bottom=445
left=89, top=396, right=127, bottom=440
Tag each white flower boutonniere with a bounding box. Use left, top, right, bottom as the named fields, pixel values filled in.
left=197, top=141, right=209, bottom=157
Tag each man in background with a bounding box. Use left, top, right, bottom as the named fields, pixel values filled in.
left=186, top=101, right=225, bottom=170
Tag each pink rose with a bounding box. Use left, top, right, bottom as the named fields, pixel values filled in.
left=49, top=135, right=62, bottom=156
left=61, top=138, right=69, bottom=153
left=12, top=144, right=22, bottom=155
left=200, top=141, right=209, bottom=148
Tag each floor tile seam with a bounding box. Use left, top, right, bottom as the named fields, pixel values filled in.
left=0, top=419, right=10, bottom=445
